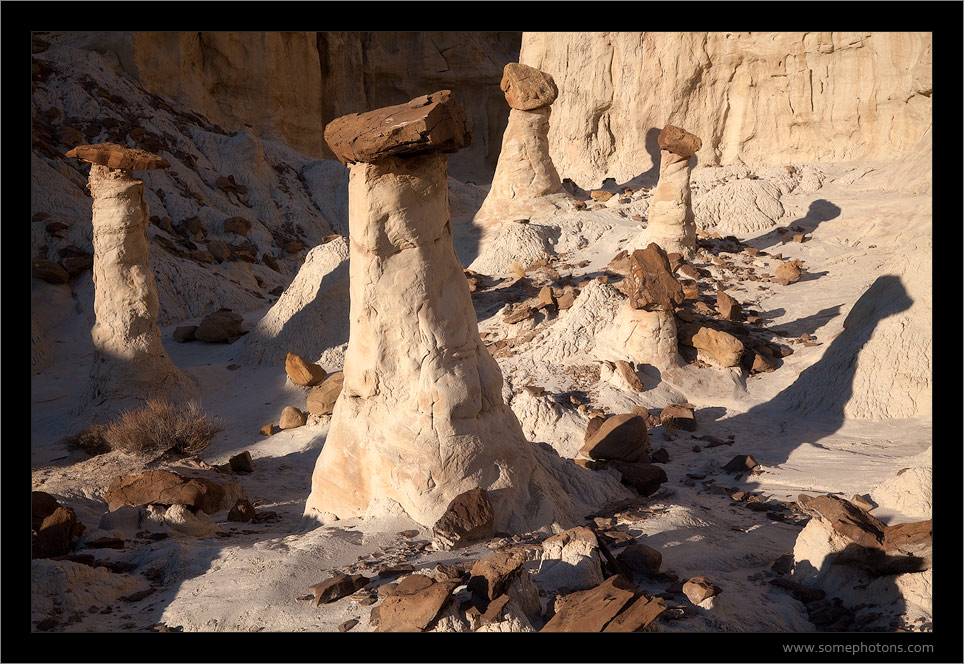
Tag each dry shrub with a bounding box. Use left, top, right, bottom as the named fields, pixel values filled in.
left=61, top=424, right=111, bottom=456
left=509, top=261, right=527, bottom=280
left=102, top=398, right=223, bottom=458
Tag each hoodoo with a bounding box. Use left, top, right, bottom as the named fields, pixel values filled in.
left=66, top=143, right=196, bottom=414
left=305, top=91, right=580, bottom=533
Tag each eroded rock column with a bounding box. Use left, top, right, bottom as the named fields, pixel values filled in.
left=67, top=143, right=195, bottom=412
left=306, top=92, right=576, bottom=533
left=473, top=63, right=570, bottom=225
left=636, top=125, right=702, bottom=259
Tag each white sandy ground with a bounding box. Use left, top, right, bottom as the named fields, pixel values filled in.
left=30, top=158, right=932, bottom=635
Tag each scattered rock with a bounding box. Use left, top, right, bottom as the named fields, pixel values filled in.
left=194, top=309, right=244, bottom=343
left=227, top=498, right=256, bottom=522
left=309, top=574, right=370, bottom=606
left=602, top=594, right=667, bottom=632
left=222, top=217, right=252, bottom=236
left=228, top=451, right=254, bottom=473
left=173, top=326, right=197, bottom=343
left=207, top=240, right=230, bottom=263
left=32, top=258, right=70, bottom=284
left=279, top=406, right=307, bottom=430
left=716, top=289, right=744, bottom=322
left=432, top=488, right=495, bottom=551
left=678, top=323, right=744, bottom=367
left=606, top=461, right=667, bottom=496
left=579, top=414, right=649, bottom=463
left=616, top=543, right=662, bottom=575
left=590, top=190, right=614, bottom=202
left=468, top=551, right=526, bottom=601
left=624, top=244, right=684, bottom=312
left=103, top=469, right=244, bottom=514
left=306, top=372, right=344, bottom=415
left=259, top=424, right=275, bottom=436
left=660, top=404, right=696, bottom=431
left=338, top=619, right=358, bottom=632
left=774, top=261, right=803, bottom=285
left=32, top=492, right=85, bottom=559
left=723, top=454, right=759, bottom=474
left=682, top=576, right=721, bottom=605
left=285, top=352, right=327, bottom=387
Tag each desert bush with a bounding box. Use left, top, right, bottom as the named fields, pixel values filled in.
left=61, top=424, right=111, bottom=456
left=509, top=261, right=527, bottom=280
left=102, top=398, right=223, bottom=458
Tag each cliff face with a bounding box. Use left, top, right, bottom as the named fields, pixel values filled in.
left=56, top=31, right=521, bottom=182
left=520, top=32, right=932, bottom=188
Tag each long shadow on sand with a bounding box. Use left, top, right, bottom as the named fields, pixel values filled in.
left=753, top=199, right=842, bottom=250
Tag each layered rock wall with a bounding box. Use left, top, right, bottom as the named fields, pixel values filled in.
left=520, top=32, right=933, bottom=187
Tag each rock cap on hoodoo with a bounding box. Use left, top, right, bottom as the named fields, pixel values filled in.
left=65, top=142, right=170, bottom=170
left=500, top=62, right=558, bottom=110
left=657, top=125, right=702, bottom=159
left=324, top=90, right=472, bottom=164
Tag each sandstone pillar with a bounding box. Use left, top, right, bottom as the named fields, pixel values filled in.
left=307, top=92, right=576, bottom=533
left=66, top=143, right=195, bottom=412
left=636, top=125, right=702, bottom=259
left=473, top=63, right=570, bottom=225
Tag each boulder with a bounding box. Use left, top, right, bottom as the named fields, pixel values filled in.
left=32, top=492, right=85, bottom=558
left=499, top=62, right=558, bottom=110
left=657, top=124, right=702, bottom=158
left=173, top=326, right=197, bottom=343
left=228, top=451, right=254, bottom=473
left=623, top=244, right=684, bottom=312
left=607, top=461, right=667, bottom=496
left=305, top=372, right=345, bottom=415
left=285, top=352, right=327, bottom=387
left=432, top=487, right=495, bottom=551
left=723, top=454, right=759, bottom=474
left=227, top=498, right=256, bottom=522
left=536, top=526, right=604, bottom=594
left=660, top=403, right=696, bottom=431
left=194, top=309, right=244, bottom=343
left=616, top=543, right=662, bottom=575
left=775, top=260, right=803, bottom=285
left=683, top=576, right=721, bottom=605
left=678, top=324, right=744, bottom=367
left=324, top=90, right=471, bottom=164
left=279, top=406, right=306, bottom=430
left=716, top=289, right=744, bottom=322
left=467, top=551, right=526, bottom=601
left=59, top=255, right=93, bottom=278
left=103, top=469, right=245, bottom=514
left=376, top=578, right=459, bottom=632
left=32, top=258, right=70, bottom=284
left=207, top=239, right=230, bottom=263
left=579, top=414, right=649, bottom=462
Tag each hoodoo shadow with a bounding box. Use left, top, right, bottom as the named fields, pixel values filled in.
left=753, top=199, right=842, bottom=250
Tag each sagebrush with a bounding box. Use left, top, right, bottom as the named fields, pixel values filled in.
left=102, top=398, right=223, bottom=457
left=61, top=424, right=111, bottom=456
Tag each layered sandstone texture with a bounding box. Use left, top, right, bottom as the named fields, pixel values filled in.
left=520, top=32, right=933, bottom=187
left=56, top=31, right=521, bottom=181
left=474, top=63, right=570, bottom=224
left=635, top=125, right=701, bottom=258
left=305, top=119, right=578, bottom=532
left=80, top=162, right=194, bottom=411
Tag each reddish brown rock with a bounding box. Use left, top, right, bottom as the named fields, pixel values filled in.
left=285, top=352, right=327, bottom=387
left=796, top=494, right=885, bottom=549
left=432, top=487, right=495, bottom=550
left=227, top=498, right=256, bottom=522
left=535, top=286, right=557, bottom=312
left=500, top=62, right=558, bottom=110
left=602, top=594, right=666, bottom=632
left=324, top=90, right=471, bottom=164
left=376, top=579, right=459, bottom=632
left=228, top=451, right=254, bottom=473
left=467, top=551, right=526, bottom=601
left=194, top=309, right=244, bottom=343
left=616, top=543, right=662, bottom=575
left=584, top=415, right=607, bottom=442
left=624, top=244, right=684, bottom=312
left=657, top=125, right=702, bottom=159
left=607, top=461, right=667, bottom=496
left=32, top=492, right=85, bottom=559
left=279, top=406, right=307, bottom=430
left=207, top=240, right=230, bottom=263
left=678, top=323, right=744, bottom=367
left=716, top=289, right=744, bottom=322
left=65, top=143, right=170, bottom=170
left=309, top=573, right=370, bottom=606
left=541, top=575, right=637, bottom=632
left=173, top=326, right=197, bottom=343
left=774, top=261, right=803, bottom=285
left=305, top=372, right=344, bottom=415
left=103, top=470, right=242, bottom=514
left=723, top=454, right=760, bottom=474
left=590, top=190, right=614, bottom=202
left=683, top=576, right=721, bottom=605
left=660, top=404, right=696, bottom=431
left=222, top=217, right=252, bottom=236
left=613, top=360, right=643, bottom=391
left=579, top=414, right=649, bottom=462
left=32, top=258, right=70, bottom=284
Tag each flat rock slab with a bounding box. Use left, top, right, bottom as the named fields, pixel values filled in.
left=541, top=575, right=637, bottom=632
left=796, top=494, right=885, bottom=549
left=309, top=573, right=369, bottom=606
left=376, top=579, right=458, bottom=632
left=500, top=62, right=558, bottom=110
left=324, top=90, right=471, bottom=164
left=602, top=594, right=666, bottom=632
left=65, top=142, right=170, bottom=170
left=103, top=469, right=243, bottom=514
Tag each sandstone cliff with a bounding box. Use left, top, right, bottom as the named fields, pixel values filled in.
left=54, top=31, right=521, bottom=182
left=520, top=32, right=932, bottom=188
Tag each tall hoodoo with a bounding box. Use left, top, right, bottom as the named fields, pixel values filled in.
left=306, top=91, right=577, bottom=532
left=635, top=125, right=702, bottom=259
left=66, top=143, right=195, bottom=414
left=473, top=63, right=570, bottom=225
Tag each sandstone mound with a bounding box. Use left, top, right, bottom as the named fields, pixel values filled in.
left=466, top=222, right=556, bottom=277
left=238, top=237, right=350, bottom=367
left=693, top=178, right=785, bottom=236
left=870, top=446, right=932, bottom=519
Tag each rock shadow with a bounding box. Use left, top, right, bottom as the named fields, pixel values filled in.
left=753, top=199, right=842, bottom=250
